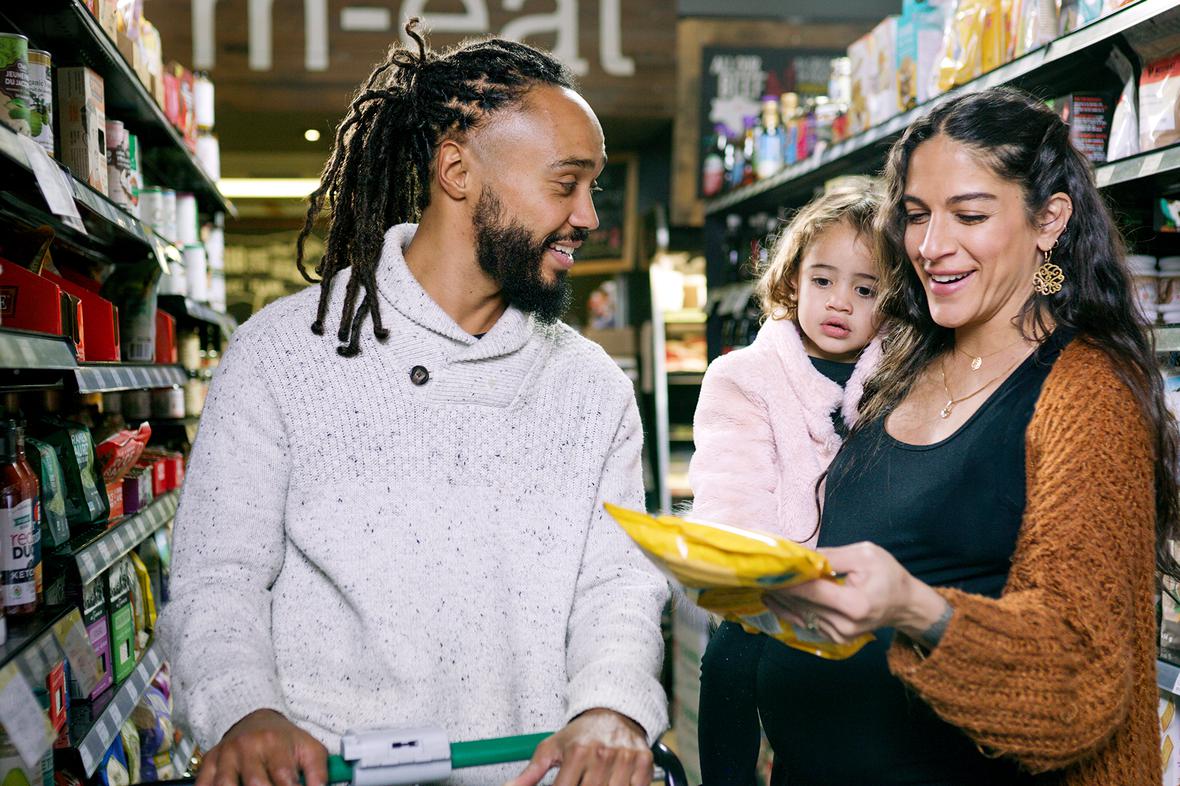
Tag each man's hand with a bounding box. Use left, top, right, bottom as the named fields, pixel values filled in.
left=505, top=709, right=652, bottom=786
left=196, top=709, right=328, bottom=786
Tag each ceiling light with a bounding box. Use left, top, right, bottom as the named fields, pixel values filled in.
left=217, top=178, right=321, bottom=199
left=304, top=128, right=321, bottom=142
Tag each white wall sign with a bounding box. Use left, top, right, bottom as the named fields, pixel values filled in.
left=193, top=0, right=635, bottom=76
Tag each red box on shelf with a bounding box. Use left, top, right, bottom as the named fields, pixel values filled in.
left=155, top=310, right=177, bottom=364
left=42, top=271, right=121, bottom=361
left=105, top=480, right=124, bottom=520
left=136, top=455, right=167, bottom=497
left=0, top=259, right=65, bottom=335
left=140, top=448, right=183, bottom=492
left=46, top=660, right=67, bottom=733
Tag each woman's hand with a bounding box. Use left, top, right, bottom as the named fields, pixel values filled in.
left=763, top=542, right=952, bottom=646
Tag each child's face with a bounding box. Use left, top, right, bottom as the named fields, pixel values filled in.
left=793, top=220, right=880, bottom=362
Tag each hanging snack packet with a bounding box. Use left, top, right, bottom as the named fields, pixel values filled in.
left=25, top=436, right=70, bottom=548
left=37, top=416, right=108, bottom=526
left=604, top=503, right=874, bottom=660
left=933, top=0, right=1006, bottom=94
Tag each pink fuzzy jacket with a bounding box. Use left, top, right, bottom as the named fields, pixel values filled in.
left=688, top=317, right=882, bottom=547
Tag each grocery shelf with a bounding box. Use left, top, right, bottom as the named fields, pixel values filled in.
left=158, top=295, right=238, bottom=339
left=1157, top=326, right=1180, bottom=353
left=1160, top=658, right=1180, bottom=696
left=705, top=0, right=1180, bottom=216
left=172, top=735, right=197, bottom=777
left=0, top=605, right=79, bottom=681
left=73, top=363, right=187, bottom=394
left=1095, top=142, right=1180, bottom=192
left=6, top=0, right=235, bottom=217
left=0, top=122, right=177, bottom=271
left=77, top=640, right=166, bottom=776
left=68, top=490, right=179, bottom=586
left=0, top=329, right=189, bottom=392
left=668, top=372, right=705, bottom=386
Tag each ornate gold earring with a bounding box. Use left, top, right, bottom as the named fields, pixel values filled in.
left=1033, top=246, right=1064, bottom=296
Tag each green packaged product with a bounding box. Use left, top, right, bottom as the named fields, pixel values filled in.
left=37, top=416, right=108, bottom=526
left=25, top=436, right=70, bottom=548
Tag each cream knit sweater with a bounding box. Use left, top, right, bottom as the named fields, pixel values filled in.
left=158, top=224, right=670, bottom=783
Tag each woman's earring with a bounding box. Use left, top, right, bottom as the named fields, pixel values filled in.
left=1033, top=246, right=1065, bottom=296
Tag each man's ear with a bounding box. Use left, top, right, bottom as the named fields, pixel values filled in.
left=435, top=138, right=471, bottom=202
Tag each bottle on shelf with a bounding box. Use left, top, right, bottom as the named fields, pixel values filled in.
left=0, top=421, right=40, bottom=617
left=755, top=97, right=785, bottom=181
left=739, top=115, right=758, bottom=188
left=701, top=124, right=730, bottom=198
left=723, top=213, right=745, bottom=286
left=781, top=92, right=800, bottom=166
left=12, top=421, right=42, bottom=604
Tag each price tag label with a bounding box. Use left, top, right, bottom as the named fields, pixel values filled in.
left=18, top=135, right=87, bottom=235
left=53, top=611, right=101, bottom=699
left=0, top=662, right=54, bottom=768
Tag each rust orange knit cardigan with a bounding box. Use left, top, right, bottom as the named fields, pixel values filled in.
left=887, top=340, right=1160, bottom=785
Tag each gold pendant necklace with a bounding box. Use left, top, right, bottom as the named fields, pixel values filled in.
left=954, top=334, right=1028, bottom=372
left=939, top=351, right=1026, bottom=419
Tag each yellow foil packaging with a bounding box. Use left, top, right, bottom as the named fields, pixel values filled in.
left=604, top=503, right=873, bottom=660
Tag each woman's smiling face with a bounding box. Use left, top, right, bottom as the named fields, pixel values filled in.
left=902, top=135, right=1045, bottom=331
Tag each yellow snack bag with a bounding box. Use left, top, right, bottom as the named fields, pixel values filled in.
left=605, top=503, right=874, bottom=660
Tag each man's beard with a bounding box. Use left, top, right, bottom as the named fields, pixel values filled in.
left=473, top=187, right=583, bottom=324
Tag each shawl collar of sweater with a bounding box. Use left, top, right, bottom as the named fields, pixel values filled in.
left=374, top=223, right=540, bottom=362
left=757, top=316, right=883, bottom=444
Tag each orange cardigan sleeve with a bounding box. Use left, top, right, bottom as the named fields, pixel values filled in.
left=886, top=343, right=1157, bottom=773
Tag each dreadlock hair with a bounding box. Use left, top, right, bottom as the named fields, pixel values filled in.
left=295, top=19, right=576, bottom=357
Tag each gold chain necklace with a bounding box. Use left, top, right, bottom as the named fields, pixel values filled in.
left=954, top=335, right=1028, bottom=372
left=938, top=351, right=1026, bottom=419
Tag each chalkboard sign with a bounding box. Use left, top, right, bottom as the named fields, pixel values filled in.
left=574, top=154, right=638, bottom=276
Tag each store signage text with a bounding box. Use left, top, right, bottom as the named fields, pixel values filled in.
left=190, top=0, right=635, bottom=77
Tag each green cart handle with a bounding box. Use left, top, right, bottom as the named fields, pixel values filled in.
left=326, top=731, right=551, bottom=781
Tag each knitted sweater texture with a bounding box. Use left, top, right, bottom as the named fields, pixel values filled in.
left=157, top=224, right=670, bottom=783
left=888, top=341, right=1160, bottom=785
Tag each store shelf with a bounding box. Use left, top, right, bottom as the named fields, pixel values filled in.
left=1096, top=142, right=1180, bottom=192
left=74, top=363, right=187, bottom=394
left=172, top=735, right=197, bottom=777
left=0, top=605, right=79, bottom=681
left=705, top=0, right=1180, bottom=216
left=668, top=372, right=705, bottom=386
left=663, top=310, right=708, bottom=325
left=159, top=295, right=238, bottom=339
left=68, top=490, right=179, bottom=586
left=0, top=123, right=177, bottom=271
left=77, top=640, right=166, bottom=776
left=1158, top=326, right=1180, bottom=353
left=0, top=330, right=189, bottom=392
left=1160, top=658, right=1180, bottom=696
left=7, top=1, right=234, bottom=217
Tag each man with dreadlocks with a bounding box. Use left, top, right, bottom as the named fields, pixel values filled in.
left=158, top=22, right=668, bottom=786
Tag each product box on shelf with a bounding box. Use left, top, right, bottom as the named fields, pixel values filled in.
left=122, top=466, right=153, bottom=515
left=0, top=258, right=68, bottom=337
left=105, top=479, right=123, bottom=520
left=846, top=32, right=874, bottom=134
left=896, top=0, right=948, bottom=112
left=1053, top=92, right=1112, bottom=164
left=105, top=556, right=136, bottom=684
left=76, top=577, right=115, bottom=699
left=96, top=0, right=120, bottom=42
left=141, top=448, right=184, bottom=492
left=154, top=310, right=177, bottom=364
left=136, top=453, right=167, bottom=497
left=56, top=66, right=108, bottom=195
left=869, top=16, right=900, bottom=127
left=1141, top=53, right=1180, bottom=152
left=43, top=271, right=121, bottom=362
left=45, top=660, right=68, bottom=734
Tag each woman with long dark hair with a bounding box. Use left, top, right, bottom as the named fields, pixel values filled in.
left=758, top=86, right=1179, bottom=785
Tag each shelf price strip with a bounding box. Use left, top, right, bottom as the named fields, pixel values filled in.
left=75, top=490, right=179, bottom=586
